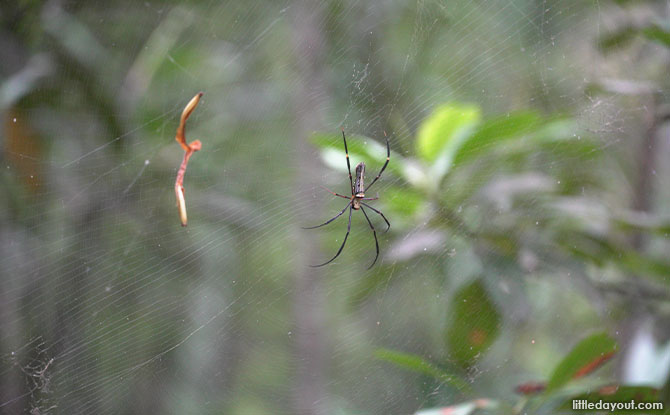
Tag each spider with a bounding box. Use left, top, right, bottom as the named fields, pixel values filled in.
left=304, top=129, right=391, bottom=269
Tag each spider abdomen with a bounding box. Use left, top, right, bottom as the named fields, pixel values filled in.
left=354, top=162, right=365, bottom=197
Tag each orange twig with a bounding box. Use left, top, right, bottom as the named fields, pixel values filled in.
left=573, top=351, right=616, bottom=379
left=514, top=350, right=616, bottom=396
left=514, top=381, right=546, bottom=395
left=175, top=92, right=203, bottom=226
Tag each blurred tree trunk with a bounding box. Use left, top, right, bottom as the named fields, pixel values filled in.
left=290, top=2, right=331, bottom=415
left=618, top=94, right=666, bottom=378
left=630, top=97, right=656, bottom=245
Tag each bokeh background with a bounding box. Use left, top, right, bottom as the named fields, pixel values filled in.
left=2, top=1, right=670, bottom=414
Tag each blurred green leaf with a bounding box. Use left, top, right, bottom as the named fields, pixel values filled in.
left=546, top=332, right=617, bottom=393
left=416, top=103, right=481, bottom=165
left=42, top=3, right=110, bottom=70
left=311, top=132, right=403, bottom=177
left=614, top=213, right=670, bottom=237
left=375, top=348, right=469, bottom=390
left=312, top=132, right=373, bottom=161
left=384, top=187, right=425, bottom=217
left=535, top=138, right=600, bottom=161
left=445, top=280, right=500, bottom=367
left=623, top=251, right=670, bottom=283
left=121, top=6, right=194, bottom=104
left=398, top=158, right=431, bottom=190
left=598, top=23, right=670, bottom=52
left=642, top=24, right=670, bottom=48
left=597, top=26, right=638, bottom=52
left=530, top=118, right=582, bottom=143
left=513, top=118, right=600, bottom=160
left=0, top=55, right=52, bottom=109
left=560, top=385, right=662, bottom=413
left=561, top=232, right=670, bottom=285
left=453, top=111, right=542, bottom=166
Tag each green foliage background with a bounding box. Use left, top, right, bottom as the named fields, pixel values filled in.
left=1, top=0, right=670, bottom=414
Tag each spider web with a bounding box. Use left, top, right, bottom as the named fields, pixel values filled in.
left=1, top=0, right=664, bottom=414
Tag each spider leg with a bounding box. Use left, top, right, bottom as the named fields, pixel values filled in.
left=311, top=206, right=353, bottom=267
left=302, top=201, right=352, bottom=229
left=360, top=202, right=390, bottom=232
left=342, top=129, right=354, bottom=195
left=360, top=206, right=380, bottom=269
left=365, top=134, right=390, bottom=192
left=319, top=185, right=351, bottom=200
left=361, top=193, right=379, bottom=201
